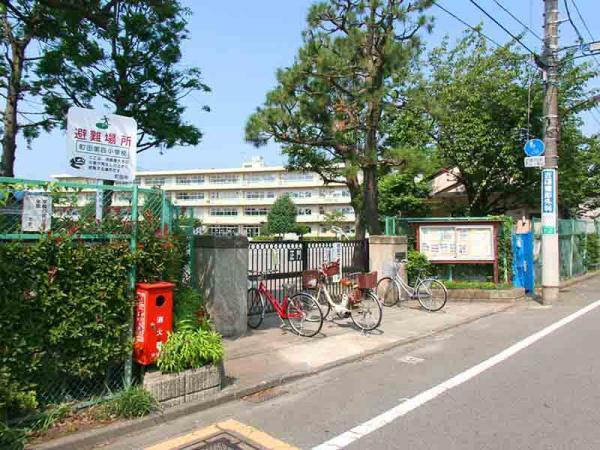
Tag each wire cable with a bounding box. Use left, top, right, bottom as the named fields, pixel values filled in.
left=490, top=0, right=543, bottom=42
left=431, top=0, right=502, bottom=48
left=468, top=0, right=538, bottom=57
left=569, top=0, right=600, bottom=70
left=564, top=0, right=585, bottom=44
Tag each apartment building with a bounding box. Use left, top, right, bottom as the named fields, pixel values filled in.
left=53, top=157, right=355, bottom=237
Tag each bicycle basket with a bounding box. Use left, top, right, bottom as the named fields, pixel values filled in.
left=357, top=271, right=378, bottom=289
left=302, top=270, right=319, bottom=289
left=323, top=261, right=340, bottom=276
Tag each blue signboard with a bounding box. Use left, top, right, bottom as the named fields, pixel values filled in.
left=524, top=139, right=545, bottom=157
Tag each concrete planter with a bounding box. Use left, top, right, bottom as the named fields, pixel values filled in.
left=447, top=288, right=526, bottom=303
left=143, top=361, right=223, bottom=408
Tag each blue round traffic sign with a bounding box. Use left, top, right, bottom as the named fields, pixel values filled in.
left=524, top=139, right=545, bottom=157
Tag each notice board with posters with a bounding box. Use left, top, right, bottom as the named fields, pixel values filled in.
left=415, top=220, right=500, bottom=283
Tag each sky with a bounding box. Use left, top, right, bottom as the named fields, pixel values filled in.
left=12, top=0, right=600, bottom=180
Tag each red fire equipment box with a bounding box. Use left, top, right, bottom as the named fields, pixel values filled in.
left=133, top=282, right=175, bottom=365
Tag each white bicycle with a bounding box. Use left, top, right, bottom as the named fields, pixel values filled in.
left=376, top=261, right=448, bottom=312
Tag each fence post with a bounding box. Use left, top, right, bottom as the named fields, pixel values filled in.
left=301, top=240, right=309, bottom=273
left=569, top=219, right=575, bottom=278
left=125, top=184, right=139, bottom=387
left=160, top=189, right=168, bottom=232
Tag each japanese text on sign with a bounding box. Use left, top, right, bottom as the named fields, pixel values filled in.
left=21, top=193, right=52, bottom=232
left=67, top=107, right=137, bottom=182
left=541, top=169, right=557, bottom=234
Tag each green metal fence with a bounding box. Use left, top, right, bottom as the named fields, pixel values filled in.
left=533, top=217, right=600, bottom=281
left=0, top=177, right=183, bottom=412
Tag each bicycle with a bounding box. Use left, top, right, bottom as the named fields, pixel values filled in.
left=247, top=269, right=324, bottom=337
left=304, top=261, right=382, bottom=332
left=376, top=261, right=448, bottom=312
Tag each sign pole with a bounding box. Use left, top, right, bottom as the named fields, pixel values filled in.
left=540, top=0, right=560, bottom=304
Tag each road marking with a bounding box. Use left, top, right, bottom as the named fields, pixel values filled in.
left=313, top=299, right=600, bottom=450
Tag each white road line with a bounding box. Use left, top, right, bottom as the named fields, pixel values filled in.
left=313, top=299, right=600, bottom=450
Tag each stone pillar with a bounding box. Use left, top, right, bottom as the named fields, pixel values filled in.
left=369, top=235, right=408, bottom=279
left=193, top=235, right=248, bottom=338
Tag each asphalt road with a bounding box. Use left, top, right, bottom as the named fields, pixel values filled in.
left=101, top=275, right=600, bottom=450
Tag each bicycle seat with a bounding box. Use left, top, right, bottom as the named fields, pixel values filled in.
left=340, top=278, right=354, bottom=287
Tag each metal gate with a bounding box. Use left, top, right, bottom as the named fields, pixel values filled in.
left=248, top=239, right=369, bottom=312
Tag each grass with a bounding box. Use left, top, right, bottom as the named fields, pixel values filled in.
left=99, top=386, right=158, bottom=419
left=443, top=281, right=512, bottom=290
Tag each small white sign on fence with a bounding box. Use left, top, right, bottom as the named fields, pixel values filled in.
left=21, top=193, right=52, bottom=232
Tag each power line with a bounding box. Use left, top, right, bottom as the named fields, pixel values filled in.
left=570, top=0, right=596, bottom=41
left=563, top=0, right=585, bottom=44
left=490, top=0, right=543, bottom=42
left=431, top=0, right=502, bottom=48
left=569, top=0, right=600, bottom=70
left=468, top=0, right=538, bottom=57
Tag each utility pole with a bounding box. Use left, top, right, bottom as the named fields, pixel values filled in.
left=540, top=0, right=560, bottom=304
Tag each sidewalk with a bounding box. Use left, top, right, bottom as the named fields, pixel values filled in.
left=37, top=300, right=514, bottom=450
left=224, top=300, right=513, bottom=391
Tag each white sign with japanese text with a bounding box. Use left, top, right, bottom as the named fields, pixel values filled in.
left=419, top=225, right=495, bottom=261
left=21, top=193, right=52, bottom=232
left=541, top=169, right=557, bottom=234
left=67, top=107, right=137, bottom=182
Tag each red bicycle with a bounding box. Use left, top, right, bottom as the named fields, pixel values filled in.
left=247, top=269, right=324, bottom=337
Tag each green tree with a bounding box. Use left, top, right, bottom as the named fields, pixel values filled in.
left=266, top=194, right=297, bottom=237
left=378, top=171, right=431, bottom=217
left=0, top=1, right=84, bottom=177
left=246, top=0, right=433, bottom=238
left=322, top=210, right=345, bottom=232
left=412, top=32, right=596, bottom=216
left=39, top=0, right=209, bottom=154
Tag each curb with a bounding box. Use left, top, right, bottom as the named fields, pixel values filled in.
left=33, top=304, right=515, bottom=450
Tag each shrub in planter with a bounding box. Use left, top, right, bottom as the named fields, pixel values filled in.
left=156, top=325, right=224, bottom=374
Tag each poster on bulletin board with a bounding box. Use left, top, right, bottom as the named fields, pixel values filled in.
left=419, top=225, right=495, bottom=262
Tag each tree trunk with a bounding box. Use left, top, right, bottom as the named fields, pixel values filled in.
left=1, top=38, right=25, bottom=178
left=362, top=164, right=381, bottom=234
left=346, top=173, right=367, bottom=269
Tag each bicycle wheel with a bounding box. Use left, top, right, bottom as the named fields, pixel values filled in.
left=350, top=290, right=383, bottom=331
left=416, top=279, right=448, bottom=312
left=307, top=288, right=331, bottom=318
left=376, top=277, right=399, bottom=307
left=286, top=292, right=323, bottom=337
left=247, top=288, right=264, bottom=329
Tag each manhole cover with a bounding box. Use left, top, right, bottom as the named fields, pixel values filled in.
left=179, top=431, right=262, bottom=450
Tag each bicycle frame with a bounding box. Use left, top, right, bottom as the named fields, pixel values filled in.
left=255, top=277, right=301, bottom=320
left=389, top=271, right=425, bottom=300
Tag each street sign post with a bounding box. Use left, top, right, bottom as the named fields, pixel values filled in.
left=524, top=138, right=545, bottom=157
left=541, top=169, right=557, bottom=234
left=524, top=156, right=545, bottom=168
left=67, top=107, right=137, bottom=182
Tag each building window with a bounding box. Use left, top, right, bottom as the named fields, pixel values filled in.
left=210, top=191, right=240, bottom=200
left=176, top=192, right=205, bottom=200
left=288, top=191, right=312, bottom=199
left=297, top=207, right=312, bottom=216
left=208, top=225, right=239, bottom=237
left=331, top=188, right=350, bottom=198
left=210, top=207, right=238, bottom=216
left=243, top=225, right=261, bottom=237
left=114, top=192, right=132, bottom=202
left=281, top=172, right=313, bottom=183
left=143, top=176, right=167, bottom=186
left=244, top=207, right=269, bottom=216
left=244, top=173, right=277, bottom=184
left=176, top=175, right=205, bottom=185
left=244, top=191, right=276, bottom=200
left=209, top=174, right=239, bottom=184
left=335, top=206, right=354, bottom=215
